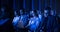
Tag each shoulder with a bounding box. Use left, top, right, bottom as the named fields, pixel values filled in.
left=13, top=16, right=20, bottom=21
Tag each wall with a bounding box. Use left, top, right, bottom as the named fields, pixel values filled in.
left=1, top=0, right=60, bottom=14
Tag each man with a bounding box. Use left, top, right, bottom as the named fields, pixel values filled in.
left=41, top=7, right=57, bottom=32
left=41, top=9, right=49, bottom=32
left=37, top=10, right=42, bottom=21
left=12, top=10, right=20, bottom=32
left=0, top=5, right=14, bottom=32
left=51, top=10, right=56, bottom=16
left=13, top=9, right=29, bottom=32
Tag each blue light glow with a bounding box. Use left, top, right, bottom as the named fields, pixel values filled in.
left=28, top=17, right=40, bottom=31
left=0, top=18, right=9, bottom=26
left=38, top=14, right=42, bottom=20
left=12, top=16, right=20, bottom=26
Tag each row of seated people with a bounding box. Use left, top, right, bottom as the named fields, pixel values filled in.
left=0, top=6, right=60, bottom=32
left=12, top=7, right=60, bottom=32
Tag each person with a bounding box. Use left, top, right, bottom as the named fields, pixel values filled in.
left=40, top=9, right=49, bottom=32
left=39, top=7, right=57, bottom=32
left=13, top=9, right=29, bottom=32
left=37, top=10, right=44, bottom=32
left=37, top=10, right=43, bottom=22
left=54, top=13, right=60, bottom=32
left=26, top=10, right=40, bottom=32
left=19, top=9, right=29, bottom=27
left=51, top=10, right=56, bottom=16
left=12, top=10, right=20, bottom=32
left=43, top=7, right=57, bottom=32
left=0, top=5, right=14, bottom=32
left=12, top=10, right=20, bottom=25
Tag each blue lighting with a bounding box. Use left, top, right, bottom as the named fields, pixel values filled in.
left=23, top=0, right=26, bottom=9
left=0, top=18, right=9, bottom=26
left=50, top=0, right=52, bottom=7
left=39, top=0, right=41, bottom=10
left=28, top=17, right=40, bottom=31
left=32, top=0, right=34, bottom=10
left=1, top=0, right=58, bottom=32
left=20, top=15, right=28, bottom=26
left=12, top=17, right=20, bottom=26
left=38, top=14, right=42, bottom=20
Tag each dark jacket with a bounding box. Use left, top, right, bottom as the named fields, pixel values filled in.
left=47, top=15, right=57, bottom=32
left=40, top=15, right=57, bottom=32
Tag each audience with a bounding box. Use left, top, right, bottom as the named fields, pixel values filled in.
left=0, top=5, right=60, bottom=32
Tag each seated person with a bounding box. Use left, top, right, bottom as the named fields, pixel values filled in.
left=26, top=10, right=40, bottom=32
left=12, top=9, right=29, bottom=32
left=0, top=5, right=14, bottom=32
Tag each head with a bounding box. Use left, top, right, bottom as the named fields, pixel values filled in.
left=37, top=10, right=42, bottom=15
left=19, top=9, right=24, bottom=15
left=0, top=6, right=5, bottom=15
left=0, top=6, right=6, bottom=19
left=51, top=10, right=56, bottom=16
left=14, top=10, right=19, bottom=16
left=44, top=7, right=51, bottom=17
left=30, top=10, right=38, bottom=17
left=0, top=5, right=14, bottom=19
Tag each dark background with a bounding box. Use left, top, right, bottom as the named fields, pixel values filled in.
left=1, top=0, right=60, bottom=14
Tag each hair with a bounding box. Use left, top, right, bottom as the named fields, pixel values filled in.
left=19, top=9, right=25, bottom=15
left=14, top=10, right=20, bottom=16
left=44, top=7, right=51, bottom=13
left=33, top=10, right=38, bottom=17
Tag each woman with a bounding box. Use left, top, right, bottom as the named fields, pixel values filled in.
left=26, top=10, right=40, bottom=32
